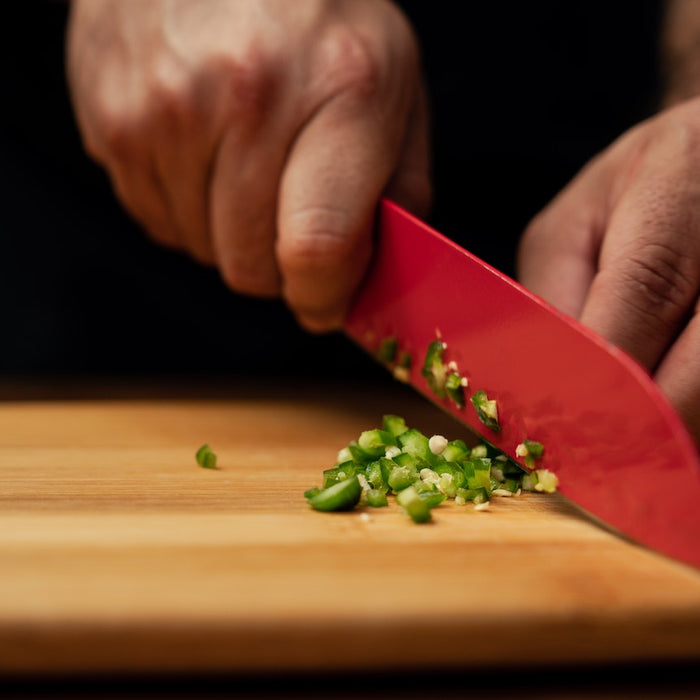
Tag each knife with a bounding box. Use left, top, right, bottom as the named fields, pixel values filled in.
left=344, top=198, right=700, bottom=569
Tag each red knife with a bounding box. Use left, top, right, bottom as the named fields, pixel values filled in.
left=344, top=198, right=700, bottom=569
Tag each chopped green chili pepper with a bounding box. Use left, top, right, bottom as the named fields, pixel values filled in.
left=382, top=414, right=408, bottom=438
left=396, top=350, right=412, bottom=371
left=306, top=475, right=362, bottom=512
left=303, top=414, right=557, bottom=521
left=366, top=488, right=389, bottom=507
left=396, top=485, right=432, bottom=523
left=376, top=336, right=398, bottom=365
left=515, top=439, right=545, bottom=470
left=421, top=339, right=448, bottom=398
left=195, top=444, right=217, bottom=469
left=470, top=390, right=501, bottom=431
left=445, top=371, right=467, bottom=408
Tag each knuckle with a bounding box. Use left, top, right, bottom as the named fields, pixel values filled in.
left=93, top=105, right=135, bottom=156
left=212, top=50, right=278, bottom=127
left=148, top=58, right=197, bottom=124
left=85, top=81, right=137, bottom=156
left=317, top=27, right=382, bottom=101
left=616, top=240, right=696, bottom=321
left=279, top=207, right=362, bottom=273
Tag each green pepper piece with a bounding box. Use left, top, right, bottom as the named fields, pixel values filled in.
left=499, top=478, right=521, bottom=493
left=465, top=457, right=492, bottom=492
left=388, top=463, right=419, bottom=492
left=470, top=390, right=501, bottom=431
left=392, top=450, right=427, bottom=470
left=396, top=351, right=412, bottom=371
left=396, top=485, right=432, bottom=523
left=195, top=444, right=217, bottom=469
left=523, top=440, right=544, bottom=458
left=414, top=480, right=448, bottom=508
left=445, top=372, right=466, bottom=408
left=442, top=439, right=469, bottom=462
left=376, top=336, right=398, bottom=365
left=435, top=461, right=466, bottom=489
left=421, top=339, right=447, bottom=398
left=366, top=489, right=389, bottom=507
left=322, top=460, right=357, bottom=488
left=358, top=429, right=396, bottom=452
left=397, top=428, right=439, bottom=465
left=382, top=414, right=409, bottom=438
left=348, top=441, right=382, bottom=464
left=306, top=476, right=362, bottom=512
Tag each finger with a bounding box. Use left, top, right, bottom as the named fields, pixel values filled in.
left=149, top=63, right=230, bottom=266
left=208, top=123, right=284, bottom=298
left=516, top=155, right=613, bottom=319
left=579, top=162, right=700, bottom=372
left=152, top=122, right=214, bottom=265
left=277, top=88, right=415, bottom=332
left=654, top=304, right=700, bottom=444
left=107, top=150, right=183, bottom=253
left=69, top=58, right=184, bottom=254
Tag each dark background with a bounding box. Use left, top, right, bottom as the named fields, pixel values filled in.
left=0, top=1, right=664, bottom=381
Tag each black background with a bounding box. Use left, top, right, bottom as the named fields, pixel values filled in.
left=0, top=1, right=664, bottom=380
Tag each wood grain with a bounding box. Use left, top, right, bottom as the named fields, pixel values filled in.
left=0, top=380, right=699, bottom=675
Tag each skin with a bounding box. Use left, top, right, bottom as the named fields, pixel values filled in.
left=518, top=2, right=700, bottom=445
left=65, top=0, right=432, bottom=332
left=517, top=100, right=700, bottom=443
left=67, top=0, right=700, bottom=445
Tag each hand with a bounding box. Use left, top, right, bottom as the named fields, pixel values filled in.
left=517, top=98, right=700, bottom=445
left=66, top=0, right=431, bottom=331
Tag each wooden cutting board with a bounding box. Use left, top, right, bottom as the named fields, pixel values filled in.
left=0, top=378, right=699, bottom=675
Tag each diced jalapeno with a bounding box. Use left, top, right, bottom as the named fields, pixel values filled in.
left=358, top=429, right=396, bottom=452
left=366, top=489, right=389, bottom=507
left=516, top=439, right=545, bottom=469
left=382, top=414, right=408, bottom=438
left=442, top=439, right=469, bottom=462
left=396, top=485, right=433, bottom=523
left=306, top=476, right=362, bottom=512
left=421, top=339, right=448, bottom=398
left=376, top=336, right=398, bottom=364
left=445, top=371, right=467, bottom=408
left=303, top=414, right=557, bottom=522
left=195, top=444, right=217, bottom=469
left=471, top=389, right=501, bottom=431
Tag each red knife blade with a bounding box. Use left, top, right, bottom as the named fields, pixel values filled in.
left=344, top=198, right=700, bottom=569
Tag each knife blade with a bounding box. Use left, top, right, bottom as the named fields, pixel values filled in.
left=344, top=198, right=700, bottom=569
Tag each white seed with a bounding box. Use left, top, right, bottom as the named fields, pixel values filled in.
left=429, top=434, right=448, bottom=455
left=385, top=445, right=401, bottom=459
left=492, top=488, right=514, bottom=497
left=515, top=442, right=529, bottom=458
left=420, top=468, right=440, bottom=485
left=474, top=502, right=490, bottom=511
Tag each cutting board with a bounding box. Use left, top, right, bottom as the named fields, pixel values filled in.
left=1, top=378, right=699, bottom=675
